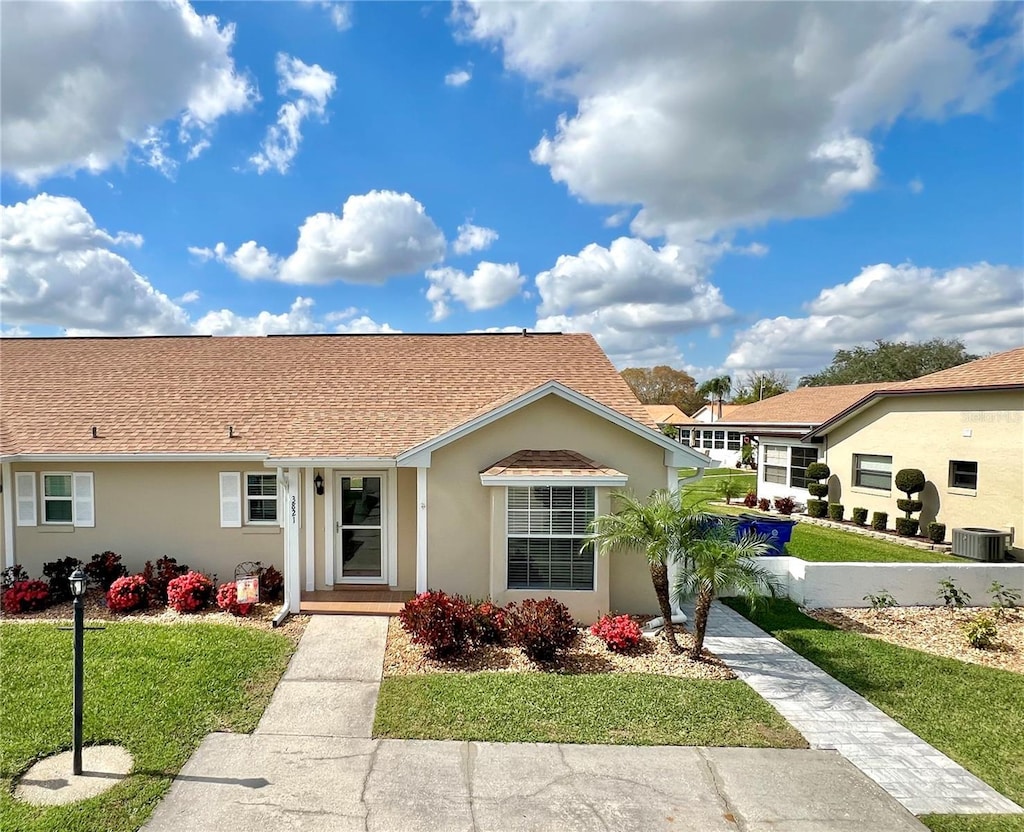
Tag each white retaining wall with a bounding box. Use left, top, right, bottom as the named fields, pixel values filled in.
left=739, top=557, right=1024, bottom=609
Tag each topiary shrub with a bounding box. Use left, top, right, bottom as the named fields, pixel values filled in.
left=807, top=483, right=829, bottom=498
left=106, top=575, right=150, bottom=613
left=894, top=468, right=926, bottom=497
left=85, top=551, right=127, bottom=590
left=216, top=582, right=253, bottom=617
left=742, top=491, right=758, bottom=508
left=773, top=496, right=796, bottom=516
left=757, top=498, right=770, bottom=512
left=805, top=462, right=830, bottom=502
left=828, top=503, right=845, bottom=521
left=2, top=580, right=51, bottom=613
left=871, top=511, right=888, bottom=531
left=142, top=557, right=189, bottom=606
left=896, top=498, right=924, bottom=515
left=399, top=590, right=476, bottom=658
left=166, top=571, right=215, bottom=614
left=806, top=500, right=827, bottom=518
left=852, top=507, right=868, bottom=526
left=42, top=557, right=82, bottom=603
left=805, top=462, right=830, bottom=481
left=590, top=614, right=642, bottom=653
left=471, top=601, right=506, bottom=645
left=505, top=598, right=577, bottom=662
left=894, top=517, right=920, bottom=537
left=927, top=522, right=946, bottom=544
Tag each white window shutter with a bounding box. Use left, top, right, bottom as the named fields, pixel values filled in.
left=15, top=472, right=37, bottom=526
left=72, top=472, right=95, bottom=528
left=220, top=472, right=242, bottom=528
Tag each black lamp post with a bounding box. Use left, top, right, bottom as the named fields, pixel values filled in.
left=69, top=567, right=87, bottom=776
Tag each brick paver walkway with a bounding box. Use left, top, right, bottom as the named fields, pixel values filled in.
left=702, top=601, right=1022, bottom=816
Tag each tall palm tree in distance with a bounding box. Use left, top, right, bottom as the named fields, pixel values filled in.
left=698, top=375, right=732, bottom=420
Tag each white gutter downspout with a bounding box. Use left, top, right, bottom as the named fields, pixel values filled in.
left=2, top=461, right=14, bottom=570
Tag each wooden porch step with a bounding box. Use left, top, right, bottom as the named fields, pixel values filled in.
left=299, top=589, right=414, bottom=616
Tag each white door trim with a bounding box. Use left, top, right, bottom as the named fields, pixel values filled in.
left=334, top=470, right=390, bottom=585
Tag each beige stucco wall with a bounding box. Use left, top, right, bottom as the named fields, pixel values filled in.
left=823, top=391, right=1023, bottom=559
left=5, top=462, right=284, bottom=580
left=426, top=393, right=670, bottom=620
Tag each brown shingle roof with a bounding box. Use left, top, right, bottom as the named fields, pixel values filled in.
left=644, top=404, right=694, bottom=425
left=0, top=334, right=654, bottom=457
left=886, top=346, right=1024, bottom=391
left=481, top=449, right=624, bottom=478
left=716, top=383, right=892, bottom=425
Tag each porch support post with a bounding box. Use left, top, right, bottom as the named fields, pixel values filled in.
left=304, top=466, right=315, bottom=592
left=1, top=461, right=14, bottom=569
left=416, top=466, right=428, bottom=593
left=285, top=467, right=301, bottom=611
left=324, top=470, right=334, bottom=586
left=387, top=470, right=398, bottom=589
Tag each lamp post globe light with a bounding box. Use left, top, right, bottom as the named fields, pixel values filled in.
left=69, top=567, right=87, bottom=776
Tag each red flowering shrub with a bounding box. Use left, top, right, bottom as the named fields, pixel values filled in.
left=742, top=491, right=758, bottom=508
left=216, top=582, right=253, bottom=617
left=166, top=571, right=214, bottom=614
left=757, top=498, right=770, bottom=512
left=2, top=580, right=51, bottom=613
left=773, top=496, right=796, bottom=516
left=258, top=564, right=284, bottom=601
left=106, top=575, right=150, bottom=613
left=398, top=590, right=476, bottom=658
left=471, top=601, right=506, bottom=645
left=85, top=551, right=127, bottom=590
left=504, top=598, right=577, bottom=662
left=142, top=557, right=189, bottom=606
left=590, top=614, right=642, bottom=653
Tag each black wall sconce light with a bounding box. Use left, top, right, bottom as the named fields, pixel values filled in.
left=313, top=473, right=325, bottom=496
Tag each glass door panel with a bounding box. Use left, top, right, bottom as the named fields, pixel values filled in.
left=338, top=475, right=384, bottom=581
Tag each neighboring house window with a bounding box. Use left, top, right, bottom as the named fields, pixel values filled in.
left=507, top=486, right=595, bottom=591
left=949, top=460, right=978, bottom=490
left=790, top=447, right=820, bottom=489
left=727, top=431, right=741, bottom=451
left=679, top=429, right=691, bottom=444
left=246, top=473, right=278, bottom=523
left=854, top=454, right=893, bottom=490
left=713, top=430, right=725, bottom=449
left=42, top=473, right=73, bottom=524
left=763, top=445, right=787, bottom=485
left=701, top=430, right=713, bottom=449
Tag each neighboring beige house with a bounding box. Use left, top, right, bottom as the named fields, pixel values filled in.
left=804, top=347, right=1024, bottom=560
left=643, top=404, right=694, bottom=442
left=0, top=333, right=710, bottom=621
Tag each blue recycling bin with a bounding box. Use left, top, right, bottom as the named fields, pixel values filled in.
left=742, top=514, right=796, bottom=555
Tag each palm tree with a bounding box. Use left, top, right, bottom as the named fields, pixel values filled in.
left=589, top=489, right=710, bottom=654
left=672, top=522, right=778, bottom=660
left=697, top=375, right=732, bottom=420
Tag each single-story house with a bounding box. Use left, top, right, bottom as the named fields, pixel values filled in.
left=803, top=346, right=1023, bottom=560
left=643, top=404, right=694, bottom=442
left=0, top=333, right=711, bottom=620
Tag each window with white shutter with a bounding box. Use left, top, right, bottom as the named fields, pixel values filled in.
left=72, top=472, right=95, bottom=527
left=219, top=472, right=242, bottom=528
left=15, top=472, right=37, bottom=527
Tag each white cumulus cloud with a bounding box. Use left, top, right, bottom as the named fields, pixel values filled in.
left=452, top=222, right=498, bottom=255
left=445, top=68, right=472, bottom=87
left=425, top=262, right=525, bottom=320
left=193, top=297, right=398, bottom=336
left=724, top=262, right=1024, bottom=376
left=458, top=2, right=1022, bottom=241
left=250, top=54, right=337, bottom=175
left=1, top=1, right=255, bottom=183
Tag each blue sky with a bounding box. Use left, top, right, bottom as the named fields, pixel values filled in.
left=2, top=1, right=1022, bottom=381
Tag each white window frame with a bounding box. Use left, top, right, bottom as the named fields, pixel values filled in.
left=853, top=454, right=893, bottom=491
left=506, top=485, right=596, bottom=592
left=41, top=471, right=74, bottom=525
left=762, top=445, right=788, bottom=485
left=726, top=431, right=742, bottom=451
left=245, top=471, right=279, bottom=525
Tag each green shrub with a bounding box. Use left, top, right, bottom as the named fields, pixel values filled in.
left=717, top=477, right=744, bottom=505
left=851, top=507, right=868, bottom=526
left=870, top=511, right=888, bottom=531
left=806, top=500, right=827, bottom=518
left=862, top=590, right=897, bottom=609
left=927, top=522, right=946, bottom=544
left=807, top=482, right=829, bottom=498
left=804, top=462, right=830, bottom=481
left=827, top=503, right=844, bottom=521
left=937, top=577, right=971, bottom=610
left=894, top=517, right=919, bottom=537
left=962, top=615, right=997, bottom=649
left=989, top=581, right=1021, bottom=619
left=896, top=498, right=924, bottom=515
left=894, top=468, right=926, bottom=496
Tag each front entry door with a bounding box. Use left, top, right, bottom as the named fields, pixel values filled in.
left=335, top=473, right=387, bottom=584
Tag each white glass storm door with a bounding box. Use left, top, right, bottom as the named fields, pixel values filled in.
left=335, top=473, right=387, bottom=584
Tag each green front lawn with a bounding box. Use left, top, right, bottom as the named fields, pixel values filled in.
left=0, top=621, right=294, bottom=832
left=679, top=470, right=756, bottom=508
left=786, top=521, right=959, bottom=564
left=723, top=599, right=1024, bottom=832
left=374, top=672, right=805, bottom=748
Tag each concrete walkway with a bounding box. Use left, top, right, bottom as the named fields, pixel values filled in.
left=144, top=614, right=929, bottom=831
left=702, top=601, right=1022, bottom=816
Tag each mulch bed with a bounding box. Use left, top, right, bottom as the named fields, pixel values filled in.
left=2, top=588, right=308, bottom=644
left=383, top=616, right=734, bottom=680
left=807, top=606, right=1024, bottom=674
